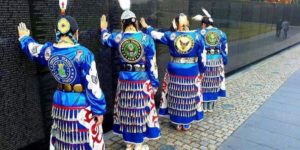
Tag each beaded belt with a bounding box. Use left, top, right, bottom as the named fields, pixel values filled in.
left=120, top=64, right=146, bottom=72
left=170, top=56, right=198, bottom=64
left=57, top=83, right=84, bottom=93
left=207, top=49, right=221, bottom=55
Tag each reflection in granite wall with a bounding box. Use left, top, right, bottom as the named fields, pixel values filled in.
left=2, top=0, right=300, bottom=149
left=0, top=0, right=45, bottom=150
left=187, top=0, right=300, bottom=72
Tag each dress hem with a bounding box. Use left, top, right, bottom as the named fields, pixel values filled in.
left=112, top=132, right=161, bottom=144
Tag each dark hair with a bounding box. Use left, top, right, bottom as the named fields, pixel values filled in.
left=122, top=18, right=139, bottom=32
left=201, top=16, right=213, bottom=26
left=55, top=15, right=79, bottom=43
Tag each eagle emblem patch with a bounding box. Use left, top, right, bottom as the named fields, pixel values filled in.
left=174, top=34, right=194, bottom=54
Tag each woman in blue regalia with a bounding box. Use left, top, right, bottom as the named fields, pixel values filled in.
left=140, top=14, right=206, bottom=131
left=17, top=0, right=106, bottom=149
left=193, top=8, right=228, bottom=112
left=100, top=0, right=160, bottom=149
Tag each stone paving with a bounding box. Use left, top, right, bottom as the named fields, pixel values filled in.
left=104, top=44, right=300, bottom=150
left=219, top=68, right=300, bottom=149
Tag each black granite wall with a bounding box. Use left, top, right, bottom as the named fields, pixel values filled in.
left=0, top=0, right=45, bottom=149
left=0, top=0, right=113, bottom=149
left=1, top=0, right=300, bottom=149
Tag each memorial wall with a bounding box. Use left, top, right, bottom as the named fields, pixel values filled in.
left=1, top=0, right=300, bottom=149
left=0, top=0, right=45, bottom=149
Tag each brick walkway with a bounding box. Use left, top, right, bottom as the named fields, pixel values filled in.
left=104, top=44, right=300, bottom=150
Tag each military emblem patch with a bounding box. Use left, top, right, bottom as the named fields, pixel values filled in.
left=174, top=34, right=194, bottom=54
left=48, top=55, right=76, bottom=84
left=170, top=33, right=176, bottom=41
left=119, top=38, right=144, bottom=63
left=205, top=31, right=220, bottom=47
left=44, top=47, right=51, bottom=61
left=115, top=34, right=122, bottom=43
left=200, top=29, right=206, bottom=35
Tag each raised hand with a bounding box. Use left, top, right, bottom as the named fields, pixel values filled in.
left=100, top=15, right=108, bottom=30
left=140, top=17, right=148, bottom=29
left=18, top=22, right=30, bottom=39
left=95, top=115, right=104, bottom=127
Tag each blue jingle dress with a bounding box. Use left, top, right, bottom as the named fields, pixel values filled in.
left=144, top=27, right=206, bottom=126
left=198, top=26, right=228, bottom=102
left=20, top=36, right=106, bottom=150
left=101, top=30, right=160, bottom=144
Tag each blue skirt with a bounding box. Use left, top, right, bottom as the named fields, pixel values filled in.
left=159, top=62, right=204, bottom=125
left=50, top=91, right=105, bottom=150
left=113, top=71, right=160, bottom=144
left=202, top=54, right=226, bottom=101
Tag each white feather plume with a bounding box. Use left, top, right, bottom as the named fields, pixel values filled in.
left=202, top=8, right=211, bottom=18
left=179, top=14, right=186, bottom=24
left=118, top=0, right=131, bottom=11
left=59, top=0, right=68, bottom=10
left=192, top=15, right=204, bottom=21
left=172, top=19, right=177, bottom=30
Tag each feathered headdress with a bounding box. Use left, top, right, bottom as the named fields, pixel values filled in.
left=59, top=0, right=68, bottom=15
left=57, top=0, right=70, bottom=35
left=172, top=19, right=177, bottom=30
left=202, top=8, right=211, bottom=18
left=119, top=0, right=130, bottom=11
left=56, top=0, right=79, bottom=43
left=192, top=15, right=204, bottom=22
left=192, top=8, right=214, bottom=23
left=179, top=13, right=188, bottom=24
left=119, top=0, right=136, bottom=20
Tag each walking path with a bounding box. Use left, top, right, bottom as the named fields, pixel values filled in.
left=104, top=44, right=300, bottom=150
left=219, top=66, right=300, bottom=150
